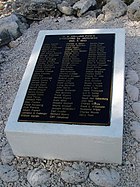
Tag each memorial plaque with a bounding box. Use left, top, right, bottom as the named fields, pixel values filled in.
left=5, top=29, right=125, bottom=163
left=18, top=34, right=115, bottom=126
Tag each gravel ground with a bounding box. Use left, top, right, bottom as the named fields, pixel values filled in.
left=0, top=15, right=140, bottom=186
left=0, top=0, right=13, bottom=18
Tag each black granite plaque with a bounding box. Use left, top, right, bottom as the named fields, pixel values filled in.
left=18, top=33, right=115, bottom=126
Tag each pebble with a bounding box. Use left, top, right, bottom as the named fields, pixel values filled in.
left=0, top=164, right=19, bottom=182
left=97, top=13, right=105, bottom=21
left=61, top=163, right=89, bottom=184
left=136, top=151, right=140, bottom=162
left=89, top=167, right=120, bottom=187
left=130, top=121, right=140, bottom=142
left=9, top=40, right=20, bottom=48
left=1, top=143, right=14, bottom=164
left=127, top=69, right=139, bottom=84
left=126, top=84, right=139, bottom=101
left=0, top=3, right=4, bottom=11
left=27, top=168, right=51, bottom=186
left=132, top=102, right=140, bottom=118
left=64, top=16, right=72, bottom=21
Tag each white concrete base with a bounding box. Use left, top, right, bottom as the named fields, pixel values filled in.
left=6, top=129, right=122, bottom=163
left=5, top=29, right=125, bottom=164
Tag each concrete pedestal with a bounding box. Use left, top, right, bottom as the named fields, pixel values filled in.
left=5, top=29, right=125, bottom=164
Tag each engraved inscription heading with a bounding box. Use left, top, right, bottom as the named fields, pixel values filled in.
left=18, top=34, right=115, bottom=126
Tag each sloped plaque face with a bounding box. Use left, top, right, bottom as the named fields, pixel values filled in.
left=18, top=34, right=115, bottom=126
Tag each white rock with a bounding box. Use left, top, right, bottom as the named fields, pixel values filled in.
left=127, top=69, right=139, bottom=84
left=132, top=102, right=140, bottom=118
left=73, top=0, right=96, bottom=16
left=1, top=143, right=14, bottom=164
left=127, top=0, right=140, bottom=21
left=0, top=165, right=19, bottom=182
left=27, top=168, right=51, bottom=186
left=126, top=84, right=139, bottom=101
left=0, top=14, right=20, bottom=39
left=102, top=0, right=127, bottom=21
left=0, top=13, right=28, bottom=47
left=61, top=163, right=89, bottom=184
left=89, top=167, right=120, bottom=187
left=57, top=1, right=73, bottom=15
left=130, top=121, right=140, bottom=142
